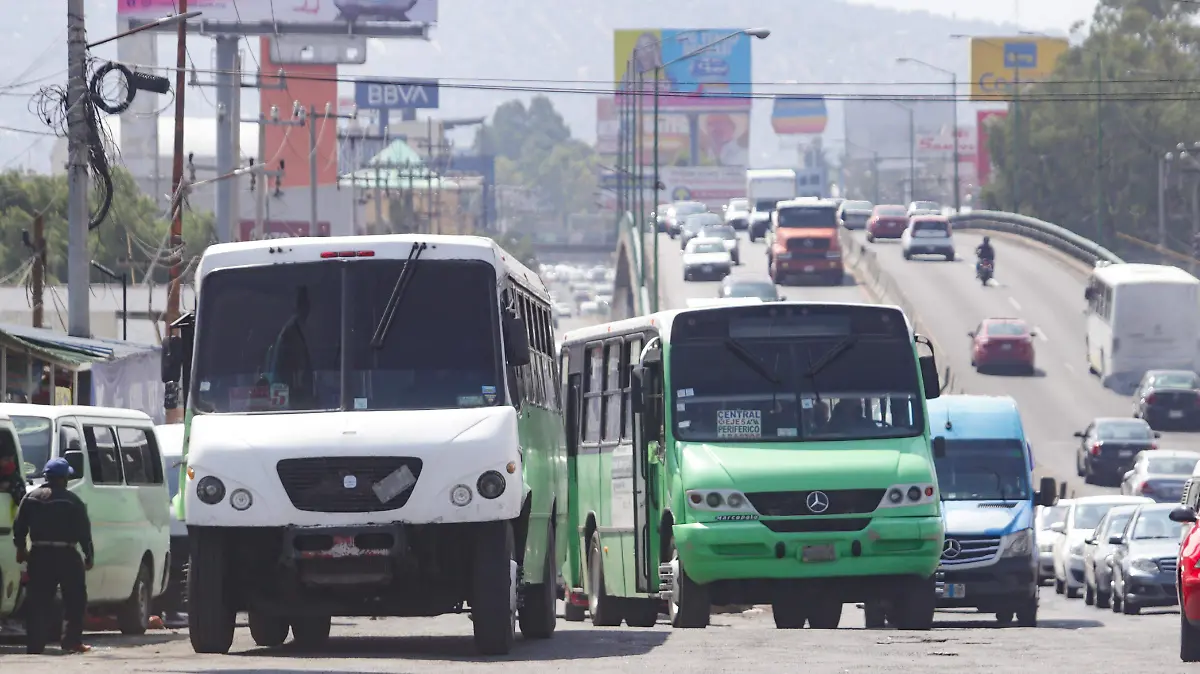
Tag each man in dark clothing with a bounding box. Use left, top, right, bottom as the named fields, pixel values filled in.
left=975, top=236, right=995, bottom=262
left=14, top=457, right=93, bottom=654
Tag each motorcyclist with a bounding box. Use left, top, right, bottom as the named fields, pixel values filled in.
left=975, top=236, right=995, bottom=275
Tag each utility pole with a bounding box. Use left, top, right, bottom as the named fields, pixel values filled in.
left=31, top=215, right=45, bottom=329
left=951, top=73, right=960, bottom=212
left=164, top=0, right=188, bottom=423
left=66, top=0, right=90, bottom=338
left=306, top=103, right=356, bottom=236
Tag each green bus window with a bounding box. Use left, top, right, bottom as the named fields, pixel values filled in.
left=603, top=341, right=622, bottom=442
left=583, top=345, right=603, bottom=443
left=621, top=337, right=640, bottom=440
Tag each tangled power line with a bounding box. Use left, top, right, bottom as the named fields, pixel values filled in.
left=28, top=55, right=170, bottom=232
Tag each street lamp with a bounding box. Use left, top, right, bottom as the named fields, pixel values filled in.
left=649, top=27, right=770, bottom=312
left=897, top=57, right=960, bottom=212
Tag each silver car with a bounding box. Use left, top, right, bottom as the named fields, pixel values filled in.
left=1081, top=504, right=1137, bottom=609
left=1036, top=501, right=1070, bottom=584
left=1120, top=449, right=1200, bottom=502
left=1109, top=503, right=1186, bottom=614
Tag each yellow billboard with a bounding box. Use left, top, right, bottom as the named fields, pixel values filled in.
left=969, top=37, right=1069, bottom=101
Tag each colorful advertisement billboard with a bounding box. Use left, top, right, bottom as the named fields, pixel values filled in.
left=969, top=37, right=1068, bottom=101
left=661, top=166, right=744, bottom=208
left=614, top=29, right=752, bottom=110
left=915, top=126, right=977, bottom=159
left=595, top=97, right=690, bottom=165
left=696, top=112, right=749, bottom=166
left=118, top=0, right=438, bottom=23
left=976, top=109, right=1009, bottom=185
left=771, top=96, right=827, bottom=135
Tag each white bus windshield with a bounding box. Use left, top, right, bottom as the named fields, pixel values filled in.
left=191, top=259, right=504, bottom=414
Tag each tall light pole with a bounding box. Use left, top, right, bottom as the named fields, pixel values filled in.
left=651, top=27, right=770, bottom=311
left=897, top=57, right=959, bottom=212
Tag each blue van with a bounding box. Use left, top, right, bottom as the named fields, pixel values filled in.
left=927, top=395, right=1058, bottom=626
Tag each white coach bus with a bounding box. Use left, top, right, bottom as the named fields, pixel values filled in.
left=1084, top=262, right=1200, bottom=391
left=160, top=235, right=567, bottom=656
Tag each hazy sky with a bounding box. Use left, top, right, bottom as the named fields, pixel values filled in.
left=846, top=0, right=1096, bottom=31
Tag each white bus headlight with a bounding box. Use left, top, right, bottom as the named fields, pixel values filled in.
left=450, top=484, right=473, bottom=507
left=476, top=471, right=506, bottom=500
left=229, top=488, right=253, bottom=511
left=196, top=476, right=226, bottom=505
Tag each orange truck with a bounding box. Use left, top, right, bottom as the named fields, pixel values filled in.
left=766, top=198, right=845, bottom=285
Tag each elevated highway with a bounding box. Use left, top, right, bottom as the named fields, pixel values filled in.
left=643, top=226, right=1200, bottom=501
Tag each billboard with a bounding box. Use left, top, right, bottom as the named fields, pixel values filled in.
left=976, top=109, right=1008, bottom=185
left=915, top=126, right=977, bottom=159
left=614, top=29, right=752, bottom=110
left=771, top=96, right=827, bottom=135
left=118, top=0, right=438, bottom=23
left=696, top=112, right=749, bottom=167
left=596, top=97, right=690, bottom=165
left=969, top=37, right=1069, bottom=101
left=843, top=99, right=955, bottom=163
left=661, top=166, right=744, bottom=208
left=355, top=79, right=439, bottom=110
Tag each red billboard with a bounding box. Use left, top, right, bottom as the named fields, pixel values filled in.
left=976, top=109, right=1008, bottom=186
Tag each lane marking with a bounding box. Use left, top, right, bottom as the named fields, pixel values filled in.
left=1063, top=362, right=1075, bottom=374
left=1008, top=297, right=1021, bottom=311
left=1034, top=326, right=1048, bottom=342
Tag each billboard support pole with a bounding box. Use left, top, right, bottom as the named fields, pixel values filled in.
left=635, top=66, right=646, bottom=288
left=652, top=65, right=660, bottom=313
left=214, top=35, right=237, bottom=243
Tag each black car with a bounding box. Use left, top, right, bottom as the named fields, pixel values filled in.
left=719, top=277, right=784, bottom=301
left=1075, top=417, right=1161, bottom=485
left=1133, top=369, right=1200, bottom=429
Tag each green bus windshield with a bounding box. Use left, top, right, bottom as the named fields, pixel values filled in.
left=669, top=306, right=923, bottom=443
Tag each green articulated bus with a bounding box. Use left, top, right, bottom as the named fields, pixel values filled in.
left=558, top=301, right=946, bottom=630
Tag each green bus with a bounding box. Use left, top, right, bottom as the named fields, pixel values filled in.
left=159, top=234, right=568, bottom=655
left=558, top=301, right=946, bottom=630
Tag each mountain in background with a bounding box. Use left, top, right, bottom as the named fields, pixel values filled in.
left=0, top=0, right=1051, bottom=174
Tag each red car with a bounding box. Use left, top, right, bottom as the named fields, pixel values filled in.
left=1173, top=496, right=1200, bottom=660
left=865, top=204, right=909, bottom=241
left=968, top=318, right=1037, bottom=374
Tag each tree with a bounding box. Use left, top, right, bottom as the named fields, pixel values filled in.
left=0, top=167, right=213, bottom=283
left=491, top=230, right=538, bottom=269
left=474, top=95, right=598, bottom=222
left=983, top=0, right=1200, bottom=253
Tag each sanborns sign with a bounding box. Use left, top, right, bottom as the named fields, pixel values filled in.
left=354, top=79, right=440, bottom=110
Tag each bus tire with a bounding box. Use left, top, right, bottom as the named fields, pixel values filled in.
left=864, top=601, right=886, bottom=628
left=624, top=599, right=660, bottom=628
left=290, top=615, right=331, bottom=649
left=248, top=611, right=289, bottom=647
left=891, top=575, right=935, bottom=630
left=807, top=596, right=842, bottom=629
left=587, top=532, right=623, bottom=627
left=188, top=528, right=236, bottom=654
left=471, top=520, right=517, bottom=655
left=771, top=600, right=807, bottom=629
left=519, top=522, right=557, bottom=640
left=667, top=539, right=710, bottom=629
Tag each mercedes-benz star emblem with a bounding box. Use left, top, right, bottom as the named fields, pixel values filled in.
left=806, top=491, right=830, bottom=513
left=942, top=539, right=962, bottom=559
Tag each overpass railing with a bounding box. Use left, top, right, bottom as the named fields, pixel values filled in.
left=948, top=210, right=1125, bottom=266
left=615, top=211, right=652, bottom=317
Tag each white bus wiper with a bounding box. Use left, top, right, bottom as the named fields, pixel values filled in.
left=371, top=241, right=426, bottom=350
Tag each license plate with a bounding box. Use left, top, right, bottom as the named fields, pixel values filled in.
left=945, top=583, right=967, bottom=598
left=1001, top=344, right=1012, bottom=351
left=801, top=544, right=836, bottom=562
left=1171, top=410, right=1184, bottom=419
left=1119, top=449, right=1133, bottom=457
left=702, top=265, right=712, bottom=272
left=804, top=265, right=815, bottom=272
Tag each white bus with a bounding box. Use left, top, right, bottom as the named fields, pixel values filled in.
left=161, top=234, right=567, bottom=656
left=1084, top=263, right=1200, bottom=390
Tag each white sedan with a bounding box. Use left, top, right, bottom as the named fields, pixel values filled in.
left=682, top=237, right=733, bottom=282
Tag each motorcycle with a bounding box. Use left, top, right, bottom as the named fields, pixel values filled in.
left=976, top=258, right=994, bottom=286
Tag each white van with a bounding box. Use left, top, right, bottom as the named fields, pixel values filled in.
left=1084, top=263, right=1200, bottom=391
left=154, top=423, right=187, bottom=618
left=3, top=404, right=170, bottom=634
left=0, top=414, right=29, bottom=622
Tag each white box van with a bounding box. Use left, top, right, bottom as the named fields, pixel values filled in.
left=0, top=413, right=30, bottom=622
left=3, top=404, right=170, bottom=634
